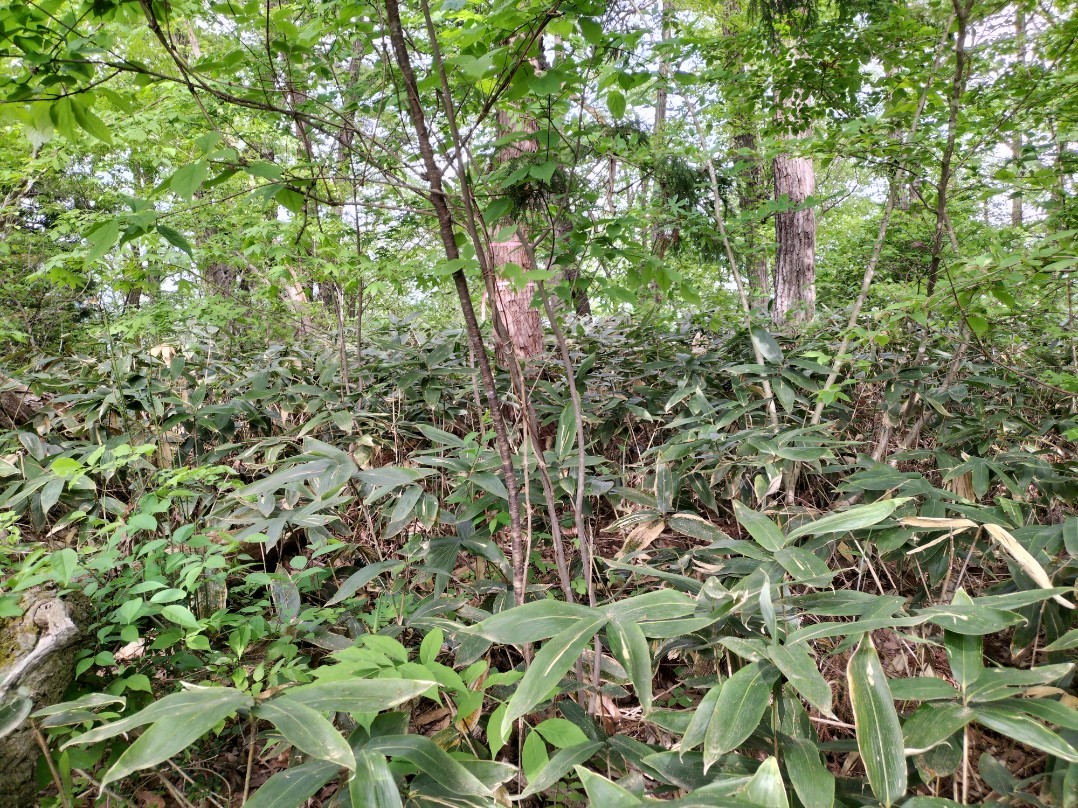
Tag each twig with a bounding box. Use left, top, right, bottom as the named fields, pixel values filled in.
left=33, top=723, right=72, bottom=808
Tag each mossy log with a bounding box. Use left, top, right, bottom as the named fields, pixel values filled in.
left=0, top=589, right=89, bottom=807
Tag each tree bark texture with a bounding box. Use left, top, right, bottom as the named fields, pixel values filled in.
left=0, top=590, right=89, bottom=807
left=490, top=104, right=542, bottom=363
left=773, top=146, right=816, bottom=324
left=490, top=236, right=543, bottom=365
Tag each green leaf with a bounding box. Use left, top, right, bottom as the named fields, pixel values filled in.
left=282, top=679, right=435, bottom=713
left=170, top=162, right=209, bottom=200
left=607, top=618, right=653, bottom=713
left=786, top=499, right=905, bottom=541
left=943, top=589, right=982, bottom=693
left=534, top=717, right=589, bottom=749
left=255, top=696, right=355, bottom=770
left=574, top=766, right=642, bottom=806
left=704, top=661, right=780, bottom=770
left=681, top=683, right=723, bottom=753
left=733, top=501, right=786, bottom=552
left=276, top=186, right=306, bottom=214
left=471, top=599, right=594, bottom=644
left=51, top=548, right=79, bottom=587
left=522, top=728, right=548, bottom=780
left=974, top=704, right=1078, bottom=762
left=85, top=219, right=121, bottom=265
left=606, top=90, right=627, bottom=119
left=750, top=327, right=784, bottom=364
left=902, top=703, right=974, bottom=754
left=420, top=627, right=443, bottom=667
left=100, top=687, right=252, bottom=786
left=768, top=645, right=833, bottom=718
left=556, top=404, right=577, bottom=458
left=848, top=636, right=906, bottom=806
left=326, top=561, right=404, bottom=606
left=161, top=604, right=201, bottom=630
left=655, top=461, right=675, bottom=514
left=782, top=734, right=835, bottom=808
left=501, top=614, right=608, bottom=735
left=520, top=741, right=603, bottom=797
left=157, top=225, right=193, bottom=256
left=774, top=546, right=833, bottom=587
left=72, top=101, right=112, bottom=144
left=245, top=760, right=340, bottom=808
left=348, top=750, right=403, bottom=808
left=918, top=604, right=1024, bottom=635
left=665, top=513, right=732, bottom=543
left=741, top=756, right=789, bottom=808
left=365, top=735, right=493, bottom=797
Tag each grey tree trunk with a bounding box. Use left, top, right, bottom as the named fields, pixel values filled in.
left=772, top=142, right=816, bottom=325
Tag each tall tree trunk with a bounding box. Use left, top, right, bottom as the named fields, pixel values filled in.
left=772, top=108, right=816, bottom=325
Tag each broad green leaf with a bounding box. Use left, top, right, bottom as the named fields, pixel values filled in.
left=282, top=679, right=435, bottom=713
left=100, top=688, right=252, bottom=786
left=768, top=645, right=833, bottom=717
left=733, top=501, right=785, bottom=552
left=607, top=618, right=653, bottom=713
left=72, top=101, right=112, bottom=144
left=848, top=636, right=906, bottom=806
left=255, top=696, right=355, bottom=770
left=471, top=599, right=594, bottom=643
left=355, top=466, right=435, bottom=488
left=574, top=765, right=642, bottom=806
left=522, top=729, right=548, bottom=780
left=519, top=741, right=603, bottom=798
left=655, top=461, right=675, bottom=514
left=603, top=589, right=697, bottom=623
left=943, top=589, right=982, bottom=694
left=919, top=604, right=1024, bottom=635
left=365, top=735, right=492, bottom=797
left=534, top=718, right=589, bottom=749
left=741, top=756, right=788, bottom=808
left=787, top=615, right=930, bottom=645
left=326, top=560, right=404, bottom=606
left=665, top=513, right=732, bottom=543
left=245, top=760, right=339, bottom=808
left=680, top=683, right=723, bottom=753
left=1000, top=697, right=1078, bottom=731
left=704, top=661, right=780, bottom=770
left=556, top=403, right=577, bottom=458
left=85, top=219, right=120, bottom=264
left=501, top=614, right=608, bottom=735
left=348, top=750, right=403, bottom=808
left=170, top=161, right=209, bottom=200
left=774, top=546, right=833, bottom=586
left=750, top=327, right=784, bottom=364
left=607, top=90, right=627, bottom=120
left=888, top=677, right=959, bottom=702
left=902, top=703, right=974, bottom=754
left=973, top=704, right=1078, bottom=762
left=786, top=499, right=906, bottom=541
left=161, top=604, right=201, bottom=630
left=783, top=736, right=834, bottom=808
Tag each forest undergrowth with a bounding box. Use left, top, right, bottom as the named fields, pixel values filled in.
left=1, top=317, right=1076, bottom=807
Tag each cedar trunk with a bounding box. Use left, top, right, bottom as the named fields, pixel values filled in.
left=772, top=148, right=816, bottom=324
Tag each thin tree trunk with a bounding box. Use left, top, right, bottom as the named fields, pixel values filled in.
left=383, top=0, right=527, bottom=604
left=1011, top=8, right=1025, bottom=228
left=927, top=1, right=972, bottom=297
